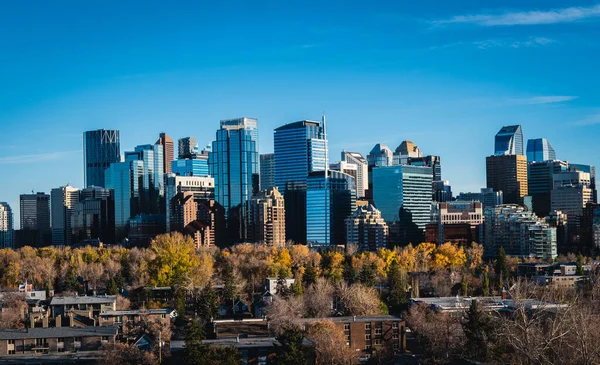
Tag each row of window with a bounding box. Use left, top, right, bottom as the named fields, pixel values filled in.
left=344, top=322, right=400, bottom=331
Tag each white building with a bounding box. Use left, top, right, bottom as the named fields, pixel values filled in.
left=341, top=151, right=368, bottom=199
left=0, top=202, right=13, bottom=248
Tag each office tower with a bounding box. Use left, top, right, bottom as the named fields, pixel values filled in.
left=72, top=187, right=115, bottom=245
left=249, top=187, right=286, bottom=246
left=51, top=185, right=80, bottom=246
left=341, top=151, right=368, bottom=199
left=366, top=144, right=393, bottom=200
left=20, top=192, right=50, bottom=230
left=372, top=165, right=433, bottom=245
left=551, top=170, right=594, bottom=237
left=456, top=188, right=504, bottom=210
left=526, top=138, right=556, bottom=163
left=178, top=137, right=199, bottom=159
left=273, top=119, right=327, bottom=243
left=125, top=143, right=165, bottom=214
left=165, top=174, right=215, bottom=232
left=330, top=161, right=358, bottom=197
left=426, top=201, right=483, bottom=245
left=494, top=125, right=524, bottom=156
left=528, top=160, right=568, bottom=218
left=433, top=180, right=452, bottom=202
left=392, top=140, right=423, bottom=166
left=209, top=118, right=259, bottom=243
left=486, top=154, right=528, bottom=205
left=580, top=203, right=600, bottom=254
left=171, top=157, right=209, bottom=177
left=260, top=154, right=275, bottom=191
left=570, top=164, right=597, bottom=203
left=345, top=204, right=388, bottom=252
left=306, top=171, right=356, bottom=247
left=105, top=160, right=144, bottom=241
left=84, top=129, right=120, bottom=188
left=0, top=202, right=14, bottom=248
left=484, top=205, right=557, bottom=260
left=157, top=133, right=174, bottom=174
left=129, top=214, right=166, bottom=247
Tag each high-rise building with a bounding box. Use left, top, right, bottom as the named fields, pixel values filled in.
left=392, top=140, right=423, bottom=166
left=273, top=119, right=327, bottom=243
left=84, top=129, right=121, bottom=188
left=72, top=187, right=115, bottom=245
left=209, top=118, right=259, bottom=244
left=249, top=187, right=286, bottom=246
left=433, top=180, right=452, bottom=202
left=366, top=144, right=393, bottom=200
left=105, top=160, right=144, bottom=241
left=526, top=138, right=556, bottom=163
left=426, top=201, right=483, bottom=245
left=486, top=154, right=528, bottom=205
left=341, top=151, right=368, bottom=199
left=580, top=203, right=600, bottom=255
left=0, top=202, right=14, bottom=248
left=570, top=164, right=597, bottom=203
left=178, top=136, right=199, bottom=159
left=306, top=171, right=356, bottom=247
left=125, top=143, right=165, bottom=214
left=165, top=174, right=215, bottom=233
left=551, top=170, right=594, bottom=230
left=484, top=205, right=557, bottom=259
left=494, top=125, right=524, bottom=156
left=456, top=188, right=504, bottom=210
left=372, top=165, right=433, bottom=245
left=156, top=133, right=174, bottom=174
left=330, top=161, right=358, bottom=196
left=20, top=192, right=50, bottom=231
left=345, top=204, right=388, bottom=252
left=171, top=156, right=209, bottom=177
left=528, top=160, right=568, bottom=218
left=51, top=185, right=80, bottom=246
left=260, top=153, right=275, bottom=191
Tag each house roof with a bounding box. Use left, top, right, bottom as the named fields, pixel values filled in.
left=102, top=309, right=175, bottom=316
left=299, top=315, right=403, bottom=324
left=0, top=326, right=118, bottom=340
left=50, top=295, right=117, bottom=306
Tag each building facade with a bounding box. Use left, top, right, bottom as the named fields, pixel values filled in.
left=0, top=203, right=13, bottom=248
left=426, top=201, right=483, bottom=245
left=345, top=204, right=389, bottom=252
left=178, top=136, right=199, bottom=159
left=249, top=188, right=286, bottom=246
left=494, top=125, right=523, bottom=156
left=526, top=138, right=556, bottom=163
left=51, top=186, right=80, bottom=246
left=83, top=129, right=120, bottom=188
left=528, top=160, right=568, bottom=218
left=19, top=192, right=51, bottom=247
left=156, top=132, right=174, bottom=174
left=125, top=143, right=165, bottom=215
left=260, top=153, right=275, bottom=191
left=366, top=143, right=393, bottom=200
left=105, top=160, right=144, bottom=241
left=486, top=154, right=528, bottom=205
left=456, top=188, right=504, bottom=210
left=72, top=187, right=115, bottom=245
left=341, top=151, right=368, bottom=199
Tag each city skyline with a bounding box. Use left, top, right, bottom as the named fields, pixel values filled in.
left=2, top=1, right=600, bottom=227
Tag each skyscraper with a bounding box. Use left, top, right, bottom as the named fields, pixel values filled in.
left=209, top=118, right=259, bottom=243
left=456, top=188, right=504, bottom=210
left=105, top=160, right=144, bottom=241
left=125, top=143, right=165, bottom=214
left=51, top=185, right=80, bottom=246
left=178, top=137, right=199, bottom=159
left=570, top=164, right=597, bottom=203
left=72, top=187, right=115, bottom=245
left=486, top=154, right=528, bottom=205
left=341, top=151, right=368, bottom=199
left=306, top=171, right=356, bottom=247
left=0, top=202, right=14, bottom=248
left=528, top=160, right=568, bottom=218
left=494, top=125, right=524, bottom=156
left=392, top=140, right=422, bottom=166
left=171, top=155, right=209, bottom=177
left=345, top=204, right=388, bottom=252
left=526, top=138, right=556, bottom=163
left=372, top=165, right=433, bottom=245
left=551, top=170, right=594, bottom=233
left=84, top=129, right=121, bottom=188
left=20, top=192, right=50, bottom=231
left=273, top=119, right=327, bottom=243
left=366, top=143, right=393, bottom=200
left=249, top=187, right=286, bottom=246
left=157, top=133, right=174, bottom=174
left=260, top=153, right=275, bottom=191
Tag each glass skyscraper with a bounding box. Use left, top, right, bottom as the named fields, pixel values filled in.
left=494, top=125, right=524, bottom=156
left=528, top=160, right=568, bottom=218
left=274, top=120, right=327, bottom=243
left=105, top=160, right=144, bottom=241
left=125, top=143, right=165, bottom=214
left=526, top=138, right=556, bottom=163
left=0, top=202, right=14, bottom=248
left=306, top=171, right=356, bottom=247
left=260, top=153, right=275, bottom=191
left=209, top=118, right=259, bottom=243
left=171, top=157, right=209, bottom=177
left=84, top=129, right=121, bottom=188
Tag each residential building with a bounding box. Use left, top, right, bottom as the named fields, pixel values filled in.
left=0, top=202, right=14, bottom=249
left=165, top=174, right=215, bottom=232
left=178, top=136, right=199, bottom=159
left=456, top=188, right=504, bottom=210
left=249, top=188, right=286, bottom=246
left=547, top=210, right=569, bottom=253
left=210, top=118, right=259, bottom=244
left=483, top=204, right=557, bottom=259
left=345, top=204, right=389, bottom=252
left=99, top=309, right=175, bottom=338
left=274, top=119, right=327, bottom=243
left=366, top=143, right=393, bottom=200
left=528, top=160, right=568, bottom=218
left=494, top=125, right=524, bottom=156
left=83, top=129, right=120, bottom=188
left=306, top=171, right=356, bottom=247
left=341, top=151, right=368, bottom=199
left=49, top=295, right=117, bottom=318
left=372, top=165, right=433, bottom=245
left=72, top=187, right=115, bottom=245
left=526, top=138, right=556, bottom=163
left=197, top=199, right=226, bottom=247
left=260, top=153, right=275, bottom=191
left=156, top=132, right=174, bottom=174
left=426, top=201, right=483, bottom=245
left=51, top=186, right=80, bottom=246
left=486, top=154, right=528, bottom=205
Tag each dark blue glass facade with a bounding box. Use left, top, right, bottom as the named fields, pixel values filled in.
left=526, top=138, right=556, bottom=163
left=171, top=158, right=209, bottom=177
left=84, top=129, right=120, bottom=188
left=494, top=125, right=523, bottom=156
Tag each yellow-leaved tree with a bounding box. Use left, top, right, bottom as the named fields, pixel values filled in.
left=431, top=242, right=467, bottom=271
left=149, top=232, right=202, bottom=287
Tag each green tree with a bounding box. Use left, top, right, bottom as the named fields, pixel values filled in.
left=461, top=275, right=468, bottom=296
left=106, top=278, right=119, bottom=295
left=183, top=319, right=205, bottom=365
left=222, top=262, right=236, bottom=303
left=576, top=253, right=585, bottom=275
left=482, top=269, right=490, bottom=297
left=462, top=299, right=496, bottom=362
left=387, top=260, right=407, bottom=313
left=302, top=264, right=317, bottom=287
left=273, top=327, right=306, bottom=365
left=197, top=285, right=219, bottom=321
left=359, top=263, right=376, bottom=287
left=289, top=279, right=303, bottom=296
left=495, top=247, right=509, bottom=286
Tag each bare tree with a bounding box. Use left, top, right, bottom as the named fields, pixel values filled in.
left=304, top=277, right=334, bottom=318
left=266, top=296, right=304, bottom=334
left=0, top=292, right=27, bottom=329
left=336, top=282, right=383, bottom=316
left=306, top=320, right=358, bottom=365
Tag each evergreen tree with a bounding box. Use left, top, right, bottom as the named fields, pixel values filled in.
left=302, top=264, right=317, bottom=287
left=343, top=260, right=357, bottom=284
left=197, top=285, right=219, bottom=321
left=482, top=269, right=490, bottom=297
left=289, top=279, right=303, bottom=296
left=461, top=274, right=468, bottom=296
left=495, top=247, right=509, bottom=285
left=106, top=278, right=119, bottom=295
left=273, top=327, right=306, bottom=365
left=462, top=299, right=495, bottom=362
left=183, top=319, right=205, bottom=365
left=222, top=262, right=236, bottom=305
left=387, top=260, right=407, bottom=313
left=576, top=253, right=585, bottom=275
left=359, top=264, right=376, bottom=287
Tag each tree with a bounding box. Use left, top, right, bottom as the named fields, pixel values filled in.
left=183, top=319, right=205, bottom=365
left=462, top=299, right=497, bottom=362
left=184, top=319, right=240, bottom=365
left=387, top=260, right=407, bottom=313
left=307, top=321, right=358, bottom=365
left=0, top=292, right=27, bottom=329
left=343, top=260, right=358, bottom=284
left=337, top=282, right=384, bottom=316
left=149, top=233, right=201, bottom=287
left=273, top=327, right=307, bottom=365
left=98, top=342, right=157, bottom=365
left=106, top=278, right=119, bottom=295
left=576, top=253, right=585, bottom=276
left=197, top=285, right=219, bottom=321
left=495, top=247, right=510, bottom=286
left=267, top=296, right=304, bottom=334
left=302, top=264, right=317, bottom=287
left=460, top=275, right=468, bottom=296
left=482, top=269, right=490, bottom=297
left=359, top=263, right=376, bottom=287
left=304, top=277, right=334, bottom=318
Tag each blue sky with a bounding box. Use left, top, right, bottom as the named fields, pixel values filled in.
left=1, top=1, right=599, bottom=227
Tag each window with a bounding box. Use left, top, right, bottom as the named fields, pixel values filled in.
left=30, top=293, right=36, bottom=297
left=365, top=334, right=371, bottom=340
left=101, top=336, right=109, bottom=342
left=344, top=323, right=350, bottom=331
left=365, top=323, right=371, bottom=330
left=375, top=339, right=382, bottom=345
left=375, top=328, right=382, bottom=335
left=393, top=344, right=399, bottom=351
left=365, top=344, right=372, bottom=351
left=8, top=340, right=15, bottom=345
left=392, top=322, right=399, bottom=329
left=393, top=333, right=399, bottom=339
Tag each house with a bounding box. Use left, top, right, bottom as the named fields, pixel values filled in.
left=49, top=295, right=117, bottom=319
left=98, top=308, right=176, bottom=337
left=0, top=325, right=118, bottom=355
left=265, top=278, right=295, bottom=295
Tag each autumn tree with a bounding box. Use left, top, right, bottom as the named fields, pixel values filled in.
left=304, top=277, right=334, bottom=318
left=306, top=321, right=358, bottom=365
left=267, top=296, right=304, bottom=334
left=98, top=342, right=157, bottom=365
left=149, top=233, right=202, bottom=287
left=336, top=282, right=384, bottom=316
left=0, top=292, right=27, bottom=329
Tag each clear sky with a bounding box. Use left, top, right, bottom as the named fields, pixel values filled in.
left=1, top=1, right=599, bottom=228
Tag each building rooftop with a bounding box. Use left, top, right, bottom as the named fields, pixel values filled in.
left=411, top=296, right=569, bottom=312
left=299, top=315, right=402, bottom=324
left=0, top=326, right=118, bottom=340
left=50, top=295, right=117, bottom=306
left=101, top=309, right=175, bottom=316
